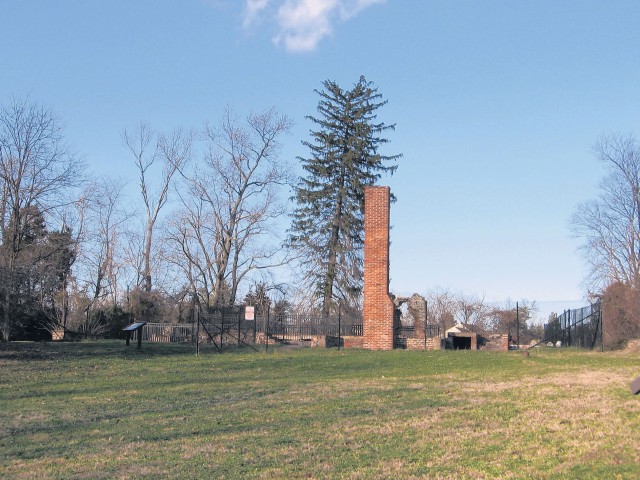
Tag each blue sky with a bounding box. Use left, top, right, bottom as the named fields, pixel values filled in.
left=3, top=0, right=640, bottom=321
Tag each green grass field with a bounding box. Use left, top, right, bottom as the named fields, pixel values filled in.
left=1, top=341, right=639, bottom=479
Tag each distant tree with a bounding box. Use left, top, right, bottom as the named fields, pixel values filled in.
left=127, top=287, right=167, bottom=324
left=0, top=206, right=74, bottom=340
left=123, top=124, right=193, bottom=293
left=75, top=178, right=131, bottom=311
left=426, top=289, right=457, bottom=332
left=244, top=282, right=272, bottom=316
left=165, top=108, right=292, bottom=308
left=455, top=293, right=490, bottom=329
left=288, top=76, right=401, bottom=317
left=544, top=312, right=561, bottom=343
left=572, top=134, right=640, bottom=292
left=488, top=300, right=537, bottom=344
left=0, top=98, right=83, bottom=340
left=62, top=177, right=136, bottom=334
left=272, top=297, right=291, bottom=318
left=40, top=224, right=75, bottom=335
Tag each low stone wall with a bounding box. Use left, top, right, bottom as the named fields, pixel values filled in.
left=406, top=337, right=442, bottom=351
left=427, top=337, right=442, bottom=350
left=255, top=332, right=279, bottom=345
left=479, top=334, right=510, bottom=351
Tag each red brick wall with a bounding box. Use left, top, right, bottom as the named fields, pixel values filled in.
left=362, top=186, right=395, bottom=350
left=343, top=336, right=364, bottom=349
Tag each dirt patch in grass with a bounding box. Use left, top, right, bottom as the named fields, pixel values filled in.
left=623, top=338, right=640, bottom=353
left=458, top=368, right=633, bottom=395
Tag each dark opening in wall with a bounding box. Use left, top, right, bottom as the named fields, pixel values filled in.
left=451, top=335, right=472, bottom=350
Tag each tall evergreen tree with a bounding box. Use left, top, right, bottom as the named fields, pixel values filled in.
left=288, top=76, right=401, bottom=316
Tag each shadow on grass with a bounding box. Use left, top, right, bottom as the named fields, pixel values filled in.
left=0, top=340, right=261, bottom=362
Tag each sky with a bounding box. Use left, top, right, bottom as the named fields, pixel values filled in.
left=3, top=0, right=640, bottom=322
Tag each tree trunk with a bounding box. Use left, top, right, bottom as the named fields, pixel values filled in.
left=143, top=220, right=153, bottom=292
left=323, top=190, right=344, bottom=318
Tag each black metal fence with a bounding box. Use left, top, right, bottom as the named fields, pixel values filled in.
left=143, top=308, right=363, bottom=349
left=145, top=323, right=194, bottom=343
left=263, top=313, right=362, bottom=342
left=543, top=302, right=602, bottom=350
left=143, top=309, right=451, bottom=352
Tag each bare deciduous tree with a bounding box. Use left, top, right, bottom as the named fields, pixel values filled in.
left=572, top=134, right=640, bottom=292
left=124, top=124, right=193, bottom=292
left=426, top=288, right=457, bottom=333
left=74, top=178, right=131, bottom=314
left=166, top=108, right=292, bottom=308
left=455, top=293, right=490, bottom=329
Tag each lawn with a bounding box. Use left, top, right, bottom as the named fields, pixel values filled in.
left=1, top=341, right=639, bottom=479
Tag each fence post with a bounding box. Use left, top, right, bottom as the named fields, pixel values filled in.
left=424, top=300, right=428, bottom=350
left=600, top=302, right=604, bottom=352
left=338, top=303, right=342, bottom=351
left=196, top=306, right=200, bottom=357
left=516, top=302, right=520, bottom=349
left=266, top=303, right=270, bottom=353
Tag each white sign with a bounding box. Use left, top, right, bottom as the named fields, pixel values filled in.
left=245, top=306, right=255, bottom=320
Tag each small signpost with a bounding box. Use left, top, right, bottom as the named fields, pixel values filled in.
left=123, top=322, right=146, bottom=349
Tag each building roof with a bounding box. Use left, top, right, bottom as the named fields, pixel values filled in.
left=446, top=323, right=473, bottom=335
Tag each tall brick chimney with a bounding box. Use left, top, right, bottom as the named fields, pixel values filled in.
left=362, top=186, right=394, bottom=350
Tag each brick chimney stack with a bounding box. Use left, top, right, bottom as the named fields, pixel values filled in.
left=362, top=186, right=394, bottom=350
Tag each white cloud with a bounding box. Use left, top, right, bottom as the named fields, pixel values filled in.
left=242, top=0, right=385, bottom=53
left=243, top=0, right=271, bottom=28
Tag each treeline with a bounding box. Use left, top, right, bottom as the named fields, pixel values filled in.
left=0, top=98, right=294, bottom=341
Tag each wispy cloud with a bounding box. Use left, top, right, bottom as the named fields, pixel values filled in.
left=242, top=0, right=385, bottom=53
left=243, top=0, right=271, bottom=29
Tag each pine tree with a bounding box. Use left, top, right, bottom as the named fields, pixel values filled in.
left=288, top=76, right=401, bottom=317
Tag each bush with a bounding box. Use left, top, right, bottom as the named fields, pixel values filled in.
left=602, top=282, right=640, bottom=349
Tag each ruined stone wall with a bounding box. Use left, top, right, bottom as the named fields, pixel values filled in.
left=407, top=294, right=427, bottom=339
left=362, top=186, right=395, bottom=350
left=406, top=337, right=442, bottom=350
